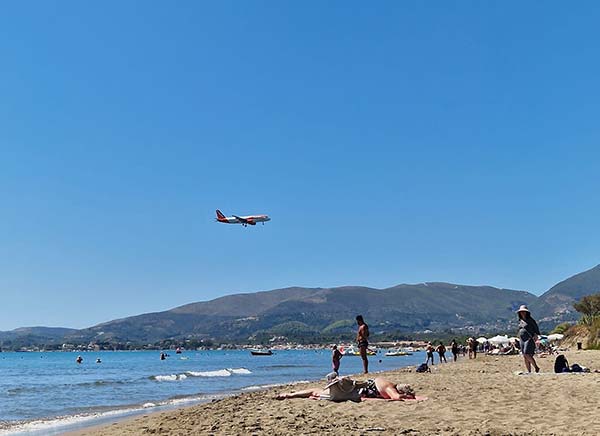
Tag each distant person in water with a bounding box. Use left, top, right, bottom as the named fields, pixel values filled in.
left=517, top=305, right=540, bottom=373
left=356, top=315, right=370, bottom=374
left=436, top=342, right=447, bottom=363
left=450, top=339, right=459, bottom=362
left=332, top=345, right=343, bottom=373
left=76, top=355, right=83, bottom=364
left=425, top=342, right=435, bottom=365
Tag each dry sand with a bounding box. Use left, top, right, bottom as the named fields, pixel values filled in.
left=66, top=350, right=600, bottom=436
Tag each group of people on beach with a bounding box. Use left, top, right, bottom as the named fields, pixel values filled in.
left=273, top=304, right=578, bottom=404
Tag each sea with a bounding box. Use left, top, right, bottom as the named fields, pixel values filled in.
left=0, top=349, right=425, bottom=435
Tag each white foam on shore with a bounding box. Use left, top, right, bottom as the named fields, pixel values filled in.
left=0, top=407, right=147, bottom=436
left=0, top=394, right=226, bottom=436
left=241, top=383, right=284, bottom=391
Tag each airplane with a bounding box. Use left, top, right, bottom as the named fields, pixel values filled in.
left=215, top=209, right=271, bottom=227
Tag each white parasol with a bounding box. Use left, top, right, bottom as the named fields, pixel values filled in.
left=488, top=335, right=510, bottom=345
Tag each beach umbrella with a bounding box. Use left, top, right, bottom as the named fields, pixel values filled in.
left=476, top=337, right=488, bottom=344
left=547, top=333, right=564, bottom=341
left=488, top=335, right=510, bottom=345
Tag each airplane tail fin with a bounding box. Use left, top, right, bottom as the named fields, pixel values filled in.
left=216, top=210, right=226, bottom=220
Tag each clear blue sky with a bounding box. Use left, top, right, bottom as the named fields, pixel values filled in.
left=1, top=2, right=599, bottom=330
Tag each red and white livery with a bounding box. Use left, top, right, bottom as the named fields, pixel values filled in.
left=215, top=210, right=271, bottom=227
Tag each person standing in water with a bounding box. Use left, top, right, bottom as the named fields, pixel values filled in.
left=517, top=305, right=540, bottom=373
left=356, top=315, right=370, bottom=374
left=331, top=345, right=343, bottom=374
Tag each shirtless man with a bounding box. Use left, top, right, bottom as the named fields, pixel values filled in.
left=356, top=315, right=370, bottom=374
left=275, top=377, right=415, bottom=401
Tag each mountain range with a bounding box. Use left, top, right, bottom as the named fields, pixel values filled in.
left=2, top=264, right=600, bottom=348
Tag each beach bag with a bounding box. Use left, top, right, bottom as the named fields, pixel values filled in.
left=554, top=355, right=569, bottom=373
left=416, top=363, right=430, bottom=373
left=324, top=378, right=367, bottom=402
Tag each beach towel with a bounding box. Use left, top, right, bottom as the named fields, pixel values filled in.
left=362, top=395, right=428, bottom=402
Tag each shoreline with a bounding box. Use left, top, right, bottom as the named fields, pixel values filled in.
left=62, top=350, right=600, bottom=435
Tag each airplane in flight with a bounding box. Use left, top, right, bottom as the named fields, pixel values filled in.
left=215, top=209, right=271, bottom=227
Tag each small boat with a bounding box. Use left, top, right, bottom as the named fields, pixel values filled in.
left=384, top=348, right=412, bottom=357
left=250, top=349, right=273, bottom=356
left=341, top=346, right=376, bottom=356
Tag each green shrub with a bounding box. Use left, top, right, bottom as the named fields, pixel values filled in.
left=588, top=318, right=600, bottom=349
left=551, top=322, right=572, bottom=334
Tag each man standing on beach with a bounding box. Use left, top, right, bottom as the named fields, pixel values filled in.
left=467, top=337, right=477, bottom=359
left=425, top=342, right=435, bottom=365
left=356, top=315, right=369, bottom=374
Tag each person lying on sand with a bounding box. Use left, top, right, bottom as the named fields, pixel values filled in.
left=275, top=377, right=416, bottom=401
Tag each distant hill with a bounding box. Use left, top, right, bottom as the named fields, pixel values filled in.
left=533, top=264, right=600, bottom=322
left=0, top=327, right=77, bottom=348
left=5, top=264, right=600, bottom=349
left=63, top=283, right=536, bottom=344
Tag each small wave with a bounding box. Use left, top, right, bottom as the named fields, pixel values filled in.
left=268, top=364, right=307, bottom=368
left=7, top=387, right=26, bottom=395
left=151, top=374, right=188, bottom=382
left=150, top=368, right=251, bottom=382
left=227, top=368, right=252, bottom=375
left=186, top=369, right=231, bottom=377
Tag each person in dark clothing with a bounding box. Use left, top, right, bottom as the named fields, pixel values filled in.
left=517, top=305, right=540, bottom=373
left=450, top=339, right=459, bottom=362
left=436, top=342, right=447, bottom=363
left=332, top=345, right=343, bottom=373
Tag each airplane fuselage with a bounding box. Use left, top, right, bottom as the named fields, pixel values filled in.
left=219, top=215, right=270, bottom=224
left=216, top=210, right=270, bottom=226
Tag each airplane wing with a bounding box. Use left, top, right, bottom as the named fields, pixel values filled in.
left=233, top=215, right=256, bottom=225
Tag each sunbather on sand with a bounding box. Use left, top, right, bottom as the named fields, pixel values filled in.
left=275, top=377, right=415, bottom=401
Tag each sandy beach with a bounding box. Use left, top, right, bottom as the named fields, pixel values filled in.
left=66, top=350, right=600, bottom=436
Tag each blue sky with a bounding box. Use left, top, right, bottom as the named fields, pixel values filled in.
left=1, top=2, right=599, bottom=330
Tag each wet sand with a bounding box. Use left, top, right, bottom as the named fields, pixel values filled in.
left=66, top=350, right=600, bottom=435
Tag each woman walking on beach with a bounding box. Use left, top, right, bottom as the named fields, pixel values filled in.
left=517, top=305, right=540, bottom=373
left=356, top=315, right=369, bottom=374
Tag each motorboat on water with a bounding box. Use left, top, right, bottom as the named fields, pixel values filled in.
left=340, top=345, right=376, bottom=356
left=384, top=348, right=413, bottom=356
left=250, top=349, right=273, bottom=356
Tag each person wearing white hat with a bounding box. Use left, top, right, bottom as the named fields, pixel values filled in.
left=516, top=305, right=540, bottom=373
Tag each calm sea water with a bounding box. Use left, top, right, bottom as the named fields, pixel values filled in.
left=0, top=349, right=425, bottom=435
